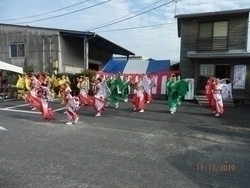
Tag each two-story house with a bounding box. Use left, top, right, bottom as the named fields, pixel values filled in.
left=175, top=8, right=250, bottom=102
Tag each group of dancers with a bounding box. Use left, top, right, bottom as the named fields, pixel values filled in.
left=15, top=72, right=162, bottom=124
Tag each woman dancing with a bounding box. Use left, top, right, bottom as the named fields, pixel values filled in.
left=92, top=77, right=110, bottom=117
left=211, top=78, right=224, bottom=117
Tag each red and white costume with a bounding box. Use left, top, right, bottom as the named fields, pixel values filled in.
left=93, top=79, right=110, bottom=117
left=36, top=86, right=54, bottom=120
left=143, top=75, right=156, bottom=103
left=65, top=93, right=80, bottom=125
left=211, top=82, right=224, bottom=117
left=26, top=75, right=42, bottom=110
left=78, top=80, right=91, bottom=106
left=132, top=80, right=145, bottom=112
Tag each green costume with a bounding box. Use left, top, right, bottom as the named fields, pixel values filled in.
left=106, top=75, right=123, bottom=107
left=167, top=78, right=189, bottom=114
left=121, top=79, right=130, bottom=102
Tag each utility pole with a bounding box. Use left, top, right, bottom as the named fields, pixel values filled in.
left=174, top=0, right=178, bottom=16
left=42, top=36, right=46, bottom=72
left=49, top=37, right=52, bottom=73
left=84, top=36, right=89, bottom=70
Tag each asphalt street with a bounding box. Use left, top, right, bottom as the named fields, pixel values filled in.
left=0, top=99, right=250, bottom=188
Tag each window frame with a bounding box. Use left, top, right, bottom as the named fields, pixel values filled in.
left=197, top=20, right=229, bottom=51
left=9, top=43, right=26, bottom=58
left=198, top=20, right=229, bottom=38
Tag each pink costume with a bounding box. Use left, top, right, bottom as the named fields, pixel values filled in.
left=93, top=80, right=110, bottom=117
left=65, top=93, right=80, bottom=125
left=78, top=81, right=91, bottom=106
left=36, top=86, right=54, bottom=120
left=132, top=80, right=145, bottom=112
left=211, top=83, right=224, bottom=116
left=26, top=75, right=42, bottom=110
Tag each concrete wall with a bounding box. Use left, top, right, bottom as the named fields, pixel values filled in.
left=0, top=25, right=58, bottom=73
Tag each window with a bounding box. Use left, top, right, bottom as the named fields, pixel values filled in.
left=197, top=21, right=229, bottom=50
left=10, top=43, right=25, bottom=58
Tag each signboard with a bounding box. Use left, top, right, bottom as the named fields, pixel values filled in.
left=184, top=78, right=194, bottom=100
left=200, top=64, right=215, bottom=76
left=221, top=83, right=233, bottom=100
left=233, top=65, right=246, bottom=89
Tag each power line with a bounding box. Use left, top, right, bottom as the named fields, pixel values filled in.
left=97, top=22, right=176, bottom=33
left=86, top=0, right=164, bottom=30
left=13, top=0, right=111, bottom=25
left=0, top=0, right=90, bottom=22
left=89, top=0, right=175, bottom=31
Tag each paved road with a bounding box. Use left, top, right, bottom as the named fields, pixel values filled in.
left=0, top=99, right=250, bottom=188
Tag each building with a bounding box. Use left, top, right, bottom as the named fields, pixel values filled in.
left=175, top=8, right=250, bottom=101
left=102, top=56, right=171, bottom=74
left=0, top=23, right=134, bottom=73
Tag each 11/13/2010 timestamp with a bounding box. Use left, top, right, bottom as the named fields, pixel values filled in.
left=197, top=164, right=236, bottom=172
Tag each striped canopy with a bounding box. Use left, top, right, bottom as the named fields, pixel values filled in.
left=102, top=58, right=171, bottom=74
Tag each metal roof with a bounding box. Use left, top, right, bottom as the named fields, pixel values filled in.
left=175, top=8, right=250, bottom=19
left=187, top=50, right=250, bottom=59
left=0, top=23, right=135, bottom=56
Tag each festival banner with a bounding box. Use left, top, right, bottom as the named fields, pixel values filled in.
left=233, top=65, right=246, bottom=89
left=184, top=78, right=194, bottom=100
left=221, top=84, right=233, bottom=100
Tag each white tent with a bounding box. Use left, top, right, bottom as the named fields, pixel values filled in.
left=0, top=61, right=23, bottom=74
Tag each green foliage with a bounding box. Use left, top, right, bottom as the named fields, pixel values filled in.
left=23, top=65, right=34, bottom=73
left=81, top=69, right=96, bottom=80
left=55, top=69, right=96, bottom=81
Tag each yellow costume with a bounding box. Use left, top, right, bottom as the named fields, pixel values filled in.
left=15, top=75, right=26, bottom=99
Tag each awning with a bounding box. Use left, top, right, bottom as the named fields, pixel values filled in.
left=0, top=61, right=23, bottom=74
left=102, top=58, right=171, bottom=74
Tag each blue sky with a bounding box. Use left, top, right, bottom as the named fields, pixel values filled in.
left=0, top=0, right=250, bottom=61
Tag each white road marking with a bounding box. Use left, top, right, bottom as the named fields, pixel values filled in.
left=0, top=126, right=7, bottom=131
left=54, top=107, right=66, bottom=112
left=0, top=107, right=66, bottom=114
left=0, top=108, right=40, bottom=114
left=4, top=103, right=30, bottom=109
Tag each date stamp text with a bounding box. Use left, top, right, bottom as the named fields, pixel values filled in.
left=197, top=164, right=236, bottom=172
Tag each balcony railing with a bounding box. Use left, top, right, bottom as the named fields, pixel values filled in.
left=196, top=36, right=229, bottom=51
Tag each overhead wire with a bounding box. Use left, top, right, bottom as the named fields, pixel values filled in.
left=0, top=0, right=90, bottom=22
left=13, top=0, right=111, bottom=25
left=86, top=0, right=164, bottom=30
left=89, top=0, right=175, bottom=31
left=97, top=22, right=176, bottom=33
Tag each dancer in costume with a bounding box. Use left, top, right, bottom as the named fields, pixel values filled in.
left=23, top=73, right=31, bottom=103
left=78, top=76, right=92, bottom=106
left=36, top=85, right=54, bottom=121
left=26, top=74, right=42, bottom=111
left=92, top=77, right=110, bottom=117
left=205, top=76, right=216, bottom=112
left=167, top=75, right=189, bottom=114
left=106, top=73, right=123, bottom=108
left=16, top=73, right=26, bottom=99
left=131, top=76, right=145, bottom=112
left=143, top=75, right=156, bottom=104
left=121, top=76, right=130, bottom=102
left=211, top=78, right=224, bottom=117
left=65, top=87, right=80, bottom=125
left=176, top=75, right=185, bottom=106
left=166, top=74, right=175, bottom=97
left=58, top=75, right=67, bottom=104
left=49, top=74, right=57, bottom=98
